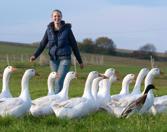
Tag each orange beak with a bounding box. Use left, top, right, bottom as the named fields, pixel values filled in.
left=11, top=67, right=17, bottom=72
left=99, top=73, right=109, bottom=79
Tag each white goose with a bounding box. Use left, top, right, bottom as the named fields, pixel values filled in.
left=110, top=74, right=135, bottom=101
left=91, top=76, right=107, bottom=111
left=51, top=71, right=101, bottom=119
left=98, top=68, right=115, bottom=94
left=131, top=68, right=149, bottom=95
left=103, top=68, right=160, bottom=117
left=97, top=73, right=117, bottom=107
left=0, top=69, right=36, bottom=117
left=30, top=71, right=76, bottom=116
left=0, top=66, right=16, bottom=99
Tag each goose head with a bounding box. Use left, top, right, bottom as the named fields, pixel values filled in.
left=87, top=71, right=100, bottom=81
left=23, top=69, right=36, bottom=79
left=3, top=66, right=16, bottom=74
left=150, top=68, right=160, bottom=76
left=104, top=68, right=115, bottom=77
left=47, top=72, right=57, bottom=95
left=65, top=71, right=77, bottom=80
left=109, top=74, right=117, bottom=83
left=122, top=74, right=135, bottom=85
left=140, top=68, right=149, bottom=75
left=48, top=72, right=57, bottom=80
left=21, top=69, right=36, bottom=87
left=144, top=68, right=160, bottom=87
left=3, top=66, right=16, bottom=81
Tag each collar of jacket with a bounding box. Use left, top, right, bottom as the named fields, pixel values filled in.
left=48, top=21, right=71, bottom=32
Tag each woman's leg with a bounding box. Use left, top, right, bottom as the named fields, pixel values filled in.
left=55, top=59, right=71, bottom=94
left=50, top=60, right=59, bottom=72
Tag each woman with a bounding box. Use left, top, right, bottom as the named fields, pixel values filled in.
left=30, top=9, right=83, bottom=93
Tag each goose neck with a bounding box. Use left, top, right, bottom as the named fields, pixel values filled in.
left=2, top=71, right=10, bottom=93
left=82, top=78, right=93, bottom=99
left=92, top=78, right=103, bottom=101
left=58, top=77, right=71, bottom=98
left=47, top=78, right=55, bottom=95
left=131, top=76, right=143, bottom=94
left=19, top=75, right=31, bottom=101
left=102, top=79, right=111, bottom=97
left=120, top=81, right=129, bottom=95
left=144, top=75, right=154, bottom=89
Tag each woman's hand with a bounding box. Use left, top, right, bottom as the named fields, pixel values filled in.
left=29, top=56, right=36, bottom=62
left=79, top=63, right=84, bottom=69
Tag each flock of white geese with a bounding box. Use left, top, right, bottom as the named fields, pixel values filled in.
left=0, top=66, right=165, bottom=119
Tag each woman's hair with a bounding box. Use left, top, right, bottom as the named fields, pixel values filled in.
left=52, top=9, right=62, bottom=17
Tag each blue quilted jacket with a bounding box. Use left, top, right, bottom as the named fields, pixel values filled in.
left=34, top=21, right=83, bottom=64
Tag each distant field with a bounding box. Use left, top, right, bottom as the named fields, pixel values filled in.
left=0, top=42, right=35, bottom=55
left=0, top=42, right=167, bottom=131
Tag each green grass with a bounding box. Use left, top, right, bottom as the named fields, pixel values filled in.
left=0, top=42, right=167, bottom=131
left=0, top=42, right=35, bottom=55
left=0, top=63, right=167, bottom=131
left=1, top=112, right=167, bottom=132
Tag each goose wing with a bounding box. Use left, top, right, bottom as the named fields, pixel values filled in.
left=120, top=94, right=147, bottom=118
left=0, top=98, right=24, bottom=115
left=52, top=97, right=87, bottom=109
left=32, top=95, right=60, bottom=106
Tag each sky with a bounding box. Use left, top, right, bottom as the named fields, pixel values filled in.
left=0, top=0, right=167, bottom=52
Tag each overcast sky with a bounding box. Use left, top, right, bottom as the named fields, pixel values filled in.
left=0, top=0, right=167, bottom=52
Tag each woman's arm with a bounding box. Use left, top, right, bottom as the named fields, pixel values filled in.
left=69, top=29, right=83, bottom=66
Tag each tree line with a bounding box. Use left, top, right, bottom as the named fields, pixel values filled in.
left=78, top=37, right=167, bottom=61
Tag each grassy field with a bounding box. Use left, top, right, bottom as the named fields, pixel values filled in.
left=0, top=42, right=167, bottom=131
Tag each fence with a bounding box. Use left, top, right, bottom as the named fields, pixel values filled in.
left=0, top=53, right=162, bottom=68
left=0, top=54, right=31, bottom=65
left=0, top=53, right=105, bottom=66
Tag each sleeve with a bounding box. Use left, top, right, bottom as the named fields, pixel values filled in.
left=33, top=30, right=48, bottom=59
left=68, top=29, right=83, bottom=64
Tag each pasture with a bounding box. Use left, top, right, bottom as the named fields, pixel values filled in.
left=0, top=43, right=167, bottom=131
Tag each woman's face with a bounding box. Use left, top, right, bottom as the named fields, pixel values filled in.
left=52, top=11, right=62, bottom=24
